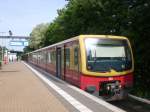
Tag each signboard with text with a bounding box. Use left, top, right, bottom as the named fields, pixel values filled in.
left=10, top=41, right=28, bottom=46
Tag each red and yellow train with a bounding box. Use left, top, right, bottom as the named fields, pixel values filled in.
left=25, top=35, right=134, bottom=100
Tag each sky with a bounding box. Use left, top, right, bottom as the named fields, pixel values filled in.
left=0, top=0, right=67, bottom=36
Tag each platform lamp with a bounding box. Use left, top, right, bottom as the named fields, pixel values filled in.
left=9, top=30, right=13, bottom=36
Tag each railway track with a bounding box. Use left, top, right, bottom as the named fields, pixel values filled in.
left=109, top=96, right=150, bottom=112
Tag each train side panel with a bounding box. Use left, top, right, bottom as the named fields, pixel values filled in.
left=45, top=47, right=56, bottom=75
left=64, top=40, right=81, bottom=87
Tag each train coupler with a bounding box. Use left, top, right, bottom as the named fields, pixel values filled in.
left=99, top=81, right=124, bottom=100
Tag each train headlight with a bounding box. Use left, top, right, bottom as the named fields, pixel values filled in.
left=106, top=86, right=110, bottom=90
left=119, top=85, right=122, bottom=89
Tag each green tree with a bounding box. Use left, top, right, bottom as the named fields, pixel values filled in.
left=29, top=23, right=49, bottom=49
left=28, top=0, right=150, bottom=98
left=23, top=46, right=34, bottom=54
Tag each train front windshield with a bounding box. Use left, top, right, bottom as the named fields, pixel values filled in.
left=85, top=38, right=132, bottom=72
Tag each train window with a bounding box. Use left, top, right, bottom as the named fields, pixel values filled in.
left=65, top=48, right=70, bottom=67
left=51, top=51, right=56, bottom=65
left=48, top=52, right=51, bottom=63
left=37, top=52, right=40, bottom=64
left=61, top=49, right=64, bottom=68
left=85, top=38, right=132, bottom=72
left=40, top=52, right=42, bottom=63
left=33, top=53, right=37, bottom=63
left=43, top=51, right=47, bottom=64
left=41, top=51, right=44, bottom=63
left=74, top=47, right=78, bottom=65
left=38, top=52, right=41, bottom=64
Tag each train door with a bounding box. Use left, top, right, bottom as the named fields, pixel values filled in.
left=72, top=44, right=80, bottom=86
left=61, top=46, right=65, bottom=80
left=56, top=48, right=61, bottom=78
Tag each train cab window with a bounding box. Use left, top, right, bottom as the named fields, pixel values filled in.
left=65, top=48, right=70, bottom=67
left=74, top=47, right=78, bottom=65
left=85, top=38, right=132, bottom=72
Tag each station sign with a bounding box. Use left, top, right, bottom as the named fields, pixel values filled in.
left=23, top=41, right=29, bottom=46
left=10, top=41, right=28, bottom=46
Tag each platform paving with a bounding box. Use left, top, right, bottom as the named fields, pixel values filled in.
left=0, top=62, right=68, bottom=112
left=26, top=62, right=126, bottom=112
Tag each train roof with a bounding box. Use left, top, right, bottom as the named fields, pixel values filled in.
left=80, top=35, right=127, bottom=39
left=28, top=35, right=128, bottom=54
left=28, top=35, right=79, bottom=54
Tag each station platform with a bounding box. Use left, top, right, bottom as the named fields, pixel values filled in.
left=0, top=62, right=68, bottom=112
left=0, top=62, right=125, bottom=112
